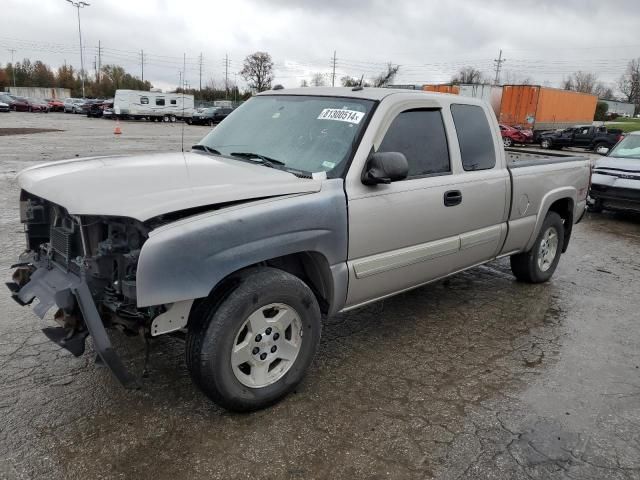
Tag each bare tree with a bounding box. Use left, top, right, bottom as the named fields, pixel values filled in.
left=372, top=63, right=400, bottom=87
left=451, top=66, right=484, bottom=84
left=310, top=73, right=326, bottom=87
left=501, top=70, right=533, bottom=85
left=240, top=51, right=274, bottom=92
left=618, top=58, right=640, bottom=105
left=300, top=79, right=309, bottom=87
left=562, top=71, right=599, bottom=94
left=341, top=75, right=369, bottom=87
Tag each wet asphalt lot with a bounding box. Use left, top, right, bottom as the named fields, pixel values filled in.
left=0, top=112, right=639, bottom=480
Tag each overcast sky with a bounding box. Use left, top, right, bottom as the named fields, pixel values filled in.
left=2, top=0, right=639, bottom=93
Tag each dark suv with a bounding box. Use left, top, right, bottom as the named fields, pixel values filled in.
left=188, top=107, right=233, bottom=126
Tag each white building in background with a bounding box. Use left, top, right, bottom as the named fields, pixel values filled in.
left=5, top=87, right=71, bottom=99
left=601, top=99, right=635, bottom=117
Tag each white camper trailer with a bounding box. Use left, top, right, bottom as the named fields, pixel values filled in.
left=113, top=89, right=194, bottom=121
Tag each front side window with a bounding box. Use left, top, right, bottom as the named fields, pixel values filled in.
left=451, top=104, right=496, bottom=171
left=156, top=98, right=165, bottom=106
left=198, top=95, right=374, bottom=177
left=378, top=109, right=450, bottom=178
left=140, top=96, right=149, bottom=104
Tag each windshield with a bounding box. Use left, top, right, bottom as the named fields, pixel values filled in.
left=608, top=135, right=640, bottom=160
left=197, top=95, right=374, bottom=177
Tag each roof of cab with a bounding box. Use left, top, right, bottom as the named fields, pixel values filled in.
left=256, top=86, right=452, bottom=101
left=255, top=86, right=489, bottom=108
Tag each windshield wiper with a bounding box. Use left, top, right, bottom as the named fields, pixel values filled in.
left=191, top=144, right=221, bottom=155
left=230, top=152, right=286, bottom=169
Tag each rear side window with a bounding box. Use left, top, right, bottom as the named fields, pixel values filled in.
left=170, top=99, right=177, bottom=105
left=156, top=98, right=165, bottom=106
left=378, top=109, right=450, bottom=178
left=450, top=104, right=496, bottom=171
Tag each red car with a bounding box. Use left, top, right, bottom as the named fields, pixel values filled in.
left=1, top=94, right=29, bottom=111
left=499, top=124, right=533, bottom=147
left=24, top=98, right=49, bottom=113
left=46, top=98, right=65, bottom=112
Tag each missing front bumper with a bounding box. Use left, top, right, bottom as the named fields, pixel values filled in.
left=8, top=263, right=139, bottom=389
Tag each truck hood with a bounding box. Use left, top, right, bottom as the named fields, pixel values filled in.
left=17, top=152, right=322, bottom=221
left=595, top=156, right=640, bottom=173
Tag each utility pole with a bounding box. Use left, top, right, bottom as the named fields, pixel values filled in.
left=140, top=49, right=145, bottom=82
left=66, top=1, right=90, bottom=98
left=198, top=52, right=203, bottom=91
left=331, top=50, right=337, bottom=87
left=8, top=48, right=16, bottom=87
left=178, top=70, right=182, bottom=91
left=97, top=40, right=101, bottom=83
left=224, top=54, right=229, bottom=98
left=493, top=49, right=505, bottom=85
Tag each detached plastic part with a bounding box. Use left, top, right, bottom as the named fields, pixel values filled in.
left=72, top=281, right=139, bottom=389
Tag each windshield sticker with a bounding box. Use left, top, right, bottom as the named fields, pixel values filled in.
left=272, top=112, right=281, bottom=119
left=322, top=160, right=336, bottom=169
left=317, top=108, right=364, bottom=124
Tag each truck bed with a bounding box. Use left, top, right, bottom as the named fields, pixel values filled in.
left=506, top=148, right=586, bottom=168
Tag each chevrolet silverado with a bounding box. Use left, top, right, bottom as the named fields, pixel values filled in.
left=8, top=87, right=590, bottom=411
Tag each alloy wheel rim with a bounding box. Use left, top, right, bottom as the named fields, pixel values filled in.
left=231, top=302, right=303, bottom=388
left=537, top=226, right=559, bottom=272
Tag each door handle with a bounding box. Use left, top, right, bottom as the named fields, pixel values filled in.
left=444, top=190, right=462, bottom=207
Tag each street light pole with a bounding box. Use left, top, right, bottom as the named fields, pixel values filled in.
left=66, top=0, right=90, bottom=98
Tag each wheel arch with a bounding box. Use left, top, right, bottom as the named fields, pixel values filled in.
left=525, top=188, right=576, bottom=252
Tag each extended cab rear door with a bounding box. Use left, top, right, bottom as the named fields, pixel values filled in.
left=343, top=95, right=509, bottom=309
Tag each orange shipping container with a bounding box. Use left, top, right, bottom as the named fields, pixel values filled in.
left=499, top=85, right=597, bottom=131
left=422, top=84, right=460, bottom=95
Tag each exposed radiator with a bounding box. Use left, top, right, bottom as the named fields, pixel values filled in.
left=50, top=225, right=74, bottom=262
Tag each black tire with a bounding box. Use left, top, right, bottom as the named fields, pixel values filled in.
left=503, top=137, right=513, bottom=148
left=510, top=211, right=564, bottom=283
left=186, top=267, right=322, bottom=412
left=540, top=138, right=552, bottom=149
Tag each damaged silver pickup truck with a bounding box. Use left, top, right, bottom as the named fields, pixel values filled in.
left=8, top=87, right=590, bottom=411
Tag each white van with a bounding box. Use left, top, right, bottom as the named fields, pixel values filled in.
left=113, top=90, right=194, bottom=121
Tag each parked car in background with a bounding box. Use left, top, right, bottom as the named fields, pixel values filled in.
left=25, top=98, right=49, bottom=113
left=2, top=94, right=29, bottom=111
left=589, top=131, right=640, bottom=213
left=188, top=106, right=234, bottom=125
left=45, top=98, right=65, bottom=112
left=63, top=98, right=86, bottom=113
left=0, top=101, right=9, bottom=112
left=499, top=124, right=533, bottom=147
left=87, top=99, right=113, bottom=118
left=539, top=125, right=624, bottom=152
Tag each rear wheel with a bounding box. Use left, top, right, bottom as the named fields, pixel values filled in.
left=186, top=267, right=322, bottom=412
left=540, top=138, right=552, bottom=149
left=503, top=137, right=513, bottom=147
left=510, top=211, right=564, bottom=283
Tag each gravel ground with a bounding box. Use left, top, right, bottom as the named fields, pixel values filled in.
left=1, top=112, right=639, bottom=480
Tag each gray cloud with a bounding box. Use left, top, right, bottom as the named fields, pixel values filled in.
left=1, top=0, right=639, bottom=92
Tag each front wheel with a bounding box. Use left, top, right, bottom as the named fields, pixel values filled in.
left=594, top=142, right=610, bottom=155
left=503, top=137, right=513, bottom=147
left=186, top=267, right=322, bottom=412
left=540, top=138, right=552, bottom=149
left=510, top=211, right=564, bottom=283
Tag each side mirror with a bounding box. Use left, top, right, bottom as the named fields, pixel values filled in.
left=362, top=152, right=409, bottom=185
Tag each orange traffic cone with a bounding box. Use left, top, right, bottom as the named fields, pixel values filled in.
left=114, top=119, right=122, bottom=135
